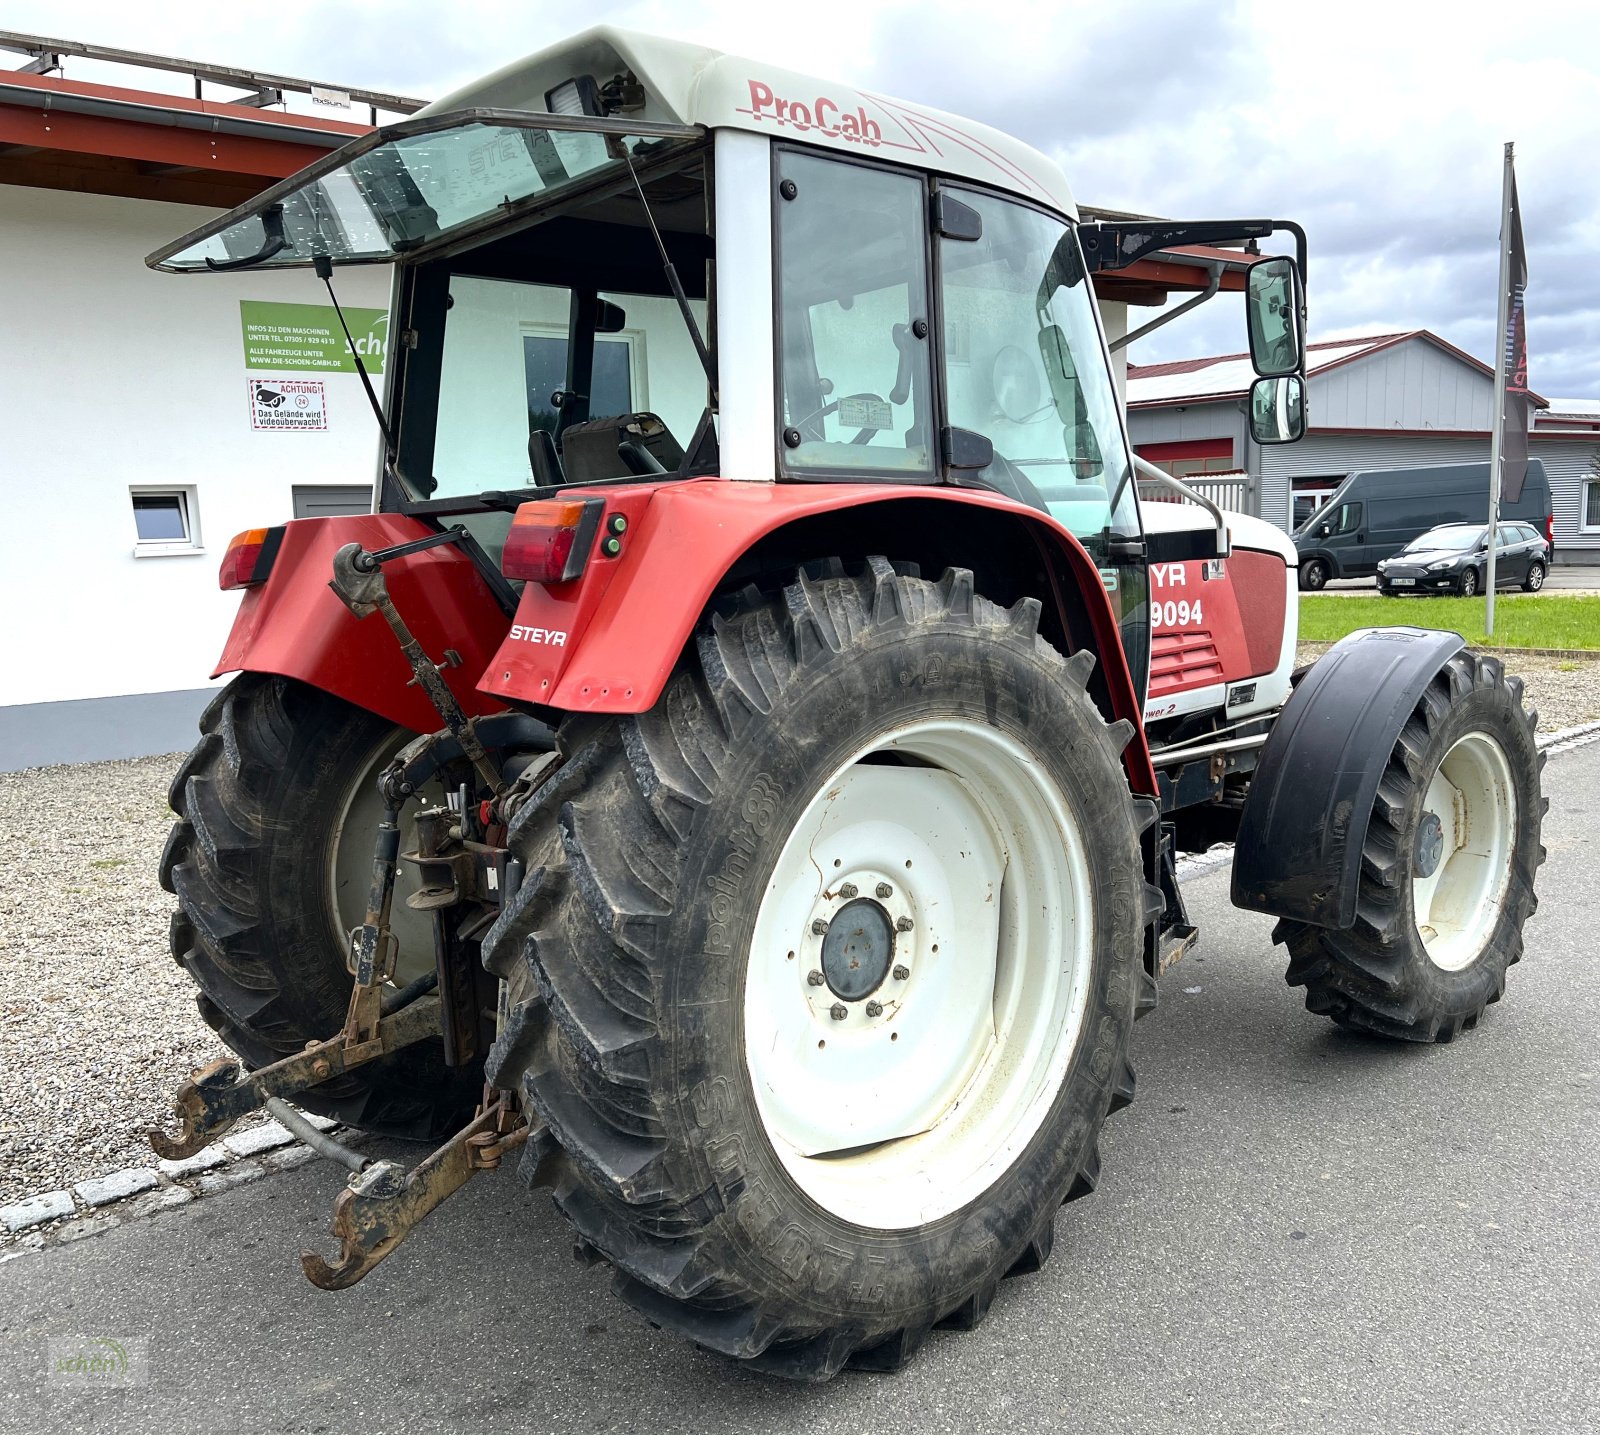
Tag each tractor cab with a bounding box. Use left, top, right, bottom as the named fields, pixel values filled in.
left=149, top=27, right=1306, bottom=702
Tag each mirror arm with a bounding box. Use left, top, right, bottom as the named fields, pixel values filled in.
left=1133, top=454, right=1230, bottom=557
left=1108, top=262, right=1223, bottom=354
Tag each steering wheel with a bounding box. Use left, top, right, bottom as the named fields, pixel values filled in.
left=789, top=392, right=891, bottom=446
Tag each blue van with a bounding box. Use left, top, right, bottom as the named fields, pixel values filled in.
left=1293, top=460, right=1554, bottom=590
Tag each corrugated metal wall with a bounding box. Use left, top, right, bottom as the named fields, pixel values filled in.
left=1538, top=437, right=1600, bottom=559
left=1257, top=433, right=1494, bottom=532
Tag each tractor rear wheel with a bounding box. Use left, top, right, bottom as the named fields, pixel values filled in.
left=161, top=674, right=482, bottom=1139
left=1275, top=652, right=1544, bottom=1041
left=484, top=559, right=1149, bottom=1379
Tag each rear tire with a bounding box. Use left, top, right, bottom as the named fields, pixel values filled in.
left=484, top=559, right=1150, bottom=1378
left=1522, top=560, right=1546, bottom=593
left=1274, top=653, right=1545, bottom=1041
left=161, top=675, right=481, bottom=1139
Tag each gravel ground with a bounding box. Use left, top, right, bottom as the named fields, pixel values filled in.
left=1, top=647, right=1596, bottom=1210
left=1296, top=644, right=1600, bottom=730
left=0, top=753, right=225, bottom=1207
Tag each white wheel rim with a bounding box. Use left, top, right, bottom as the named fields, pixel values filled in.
left=1412, top=731, right=1516, bottom=971
left=743, top=718, right=1095, bottom=1229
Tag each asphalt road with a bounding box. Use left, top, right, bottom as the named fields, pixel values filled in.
left=4, top=745, right=1598, bottom=1435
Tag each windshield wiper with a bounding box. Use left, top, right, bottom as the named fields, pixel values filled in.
left=204, top=204, right=289, bottom=272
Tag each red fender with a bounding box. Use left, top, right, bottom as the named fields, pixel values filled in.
left=215, top=514, right=511, bottom=733
left=479, top=480, right=1156, bottom=792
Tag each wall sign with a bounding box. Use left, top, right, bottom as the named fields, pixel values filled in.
left=249, top=378, right=328, bottom=431
left=240, top=301, right=388, bottom=374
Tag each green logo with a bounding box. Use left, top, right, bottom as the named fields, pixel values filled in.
left=47, top=1336, right=149, bottom=1388
left=240, top=300, right=388, bottom=374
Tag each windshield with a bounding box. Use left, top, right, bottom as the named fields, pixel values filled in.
left=147, top=112, right=702, bottom=272
left=1405, top=526, right=1483, bottom=552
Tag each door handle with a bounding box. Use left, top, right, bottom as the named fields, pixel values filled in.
left=1356, top=532, right=1366, bottom=542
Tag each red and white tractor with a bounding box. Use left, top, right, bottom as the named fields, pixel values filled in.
left=146, top=28, right=1543, bottom=1380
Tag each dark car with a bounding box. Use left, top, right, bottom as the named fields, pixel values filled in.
left=1376, top=521, right=1549, bottom=597
left=1294, top=460, right=1554, bottom=590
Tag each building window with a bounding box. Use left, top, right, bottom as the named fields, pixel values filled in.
left=1583, top=479, right=1600, bottom=532
left=130, top=487, right=201, bottom=556
left=523, top=329, right=636, bottom=433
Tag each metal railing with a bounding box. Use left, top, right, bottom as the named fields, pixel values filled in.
left=0, top=30, right=425, bottom=121
left=1137, top=470, right=1250, bottom=514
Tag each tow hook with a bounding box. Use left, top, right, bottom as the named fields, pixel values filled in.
left=148, top=992, right=443, bottom=1161
left=301, top=1090, right=533, bottom=1290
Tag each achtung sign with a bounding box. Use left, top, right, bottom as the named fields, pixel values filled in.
left=239, top=300, right=388, bottom=374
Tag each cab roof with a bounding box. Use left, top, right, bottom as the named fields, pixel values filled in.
left=420, top=26, right=1077, bottom=218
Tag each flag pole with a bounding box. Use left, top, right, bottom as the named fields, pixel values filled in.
left=1485, top=141, right=1514, bottom=636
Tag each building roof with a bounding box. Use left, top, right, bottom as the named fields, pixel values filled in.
left=0, top=34, right=415, bottom=207
left=1127, top=329, right=1550, bottom=409
left=1537, top=398, right=1600, bottom=427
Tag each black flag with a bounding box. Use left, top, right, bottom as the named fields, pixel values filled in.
left=1500, top=166, right=1531, bottom=503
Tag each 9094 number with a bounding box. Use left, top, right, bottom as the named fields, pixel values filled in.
left=1153, top=598, right=1203, bottom=630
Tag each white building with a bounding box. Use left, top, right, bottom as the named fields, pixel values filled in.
left=1125, top=329, right=1599, bottom=562
left=0, top=40, right=417, bottom=769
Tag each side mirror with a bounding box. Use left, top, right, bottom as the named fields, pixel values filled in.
left=1037, top=323, right=1079, bottom=421
left=1317, top=524, right=1331, bottom=537
left=1245, top=256, right=1303, bottom=378
left=596, top=299, right=627, bottom=334
left=1249, top=374, right=1305, bottom=444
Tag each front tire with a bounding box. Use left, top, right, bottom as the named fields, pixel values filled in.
left=1274, top=652, right=1544, bottom=1041
left=484, top=560, right=1149, bottom=1378
left=1460, top=566, right=1480, bottom=597
left=1300, top=558, right=1329, bottom=591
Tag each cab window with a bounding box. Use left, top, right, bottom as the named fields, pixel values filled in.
left=936, top=187, right=1137, bottom=552
left=774, top=151, right=935, bottom=476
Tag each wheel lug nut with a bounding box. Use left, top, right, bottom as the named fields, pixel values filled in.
left=830, top=1004, right=848, bottom=1021
left=892, top=964, right=910, bottom=981
left=865, top=1000, right=883, bottom=1017
left=811, top=919, right=828, bottom=935
left=895, top=916, right=914, bottom=932
left=807, top=969, right=826, bottom=986
left=839, top=882, right=858, bottom=899
left=876, top=883, right=893, bottom=899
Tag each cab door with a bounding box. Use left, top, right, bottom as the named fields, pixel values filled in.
left=1319, top=500, right=1367, bottom=575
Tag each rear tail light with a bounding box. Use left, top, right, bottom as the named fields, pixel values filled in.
left=1547, top=513, right=1554, bottom=548
left=219, top=526, right=283, bottom=591
left=502, top=498, right=603, bottom=584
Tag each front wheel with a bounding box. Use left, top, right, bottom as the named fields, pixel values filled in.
left=1459, top=566, right=1480, bottom=597
left=485, top=559, right=1148, bottom=1378
left=1275, top=652, right=1544, bottom=1041
left=1300, top=558, right=1329, bottom=591
left=1523, top=560, right=1546, bottom=592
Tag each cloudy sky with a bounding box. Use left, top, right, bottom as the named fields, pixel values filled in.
left=10, top=0, right=1599, bottom=396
